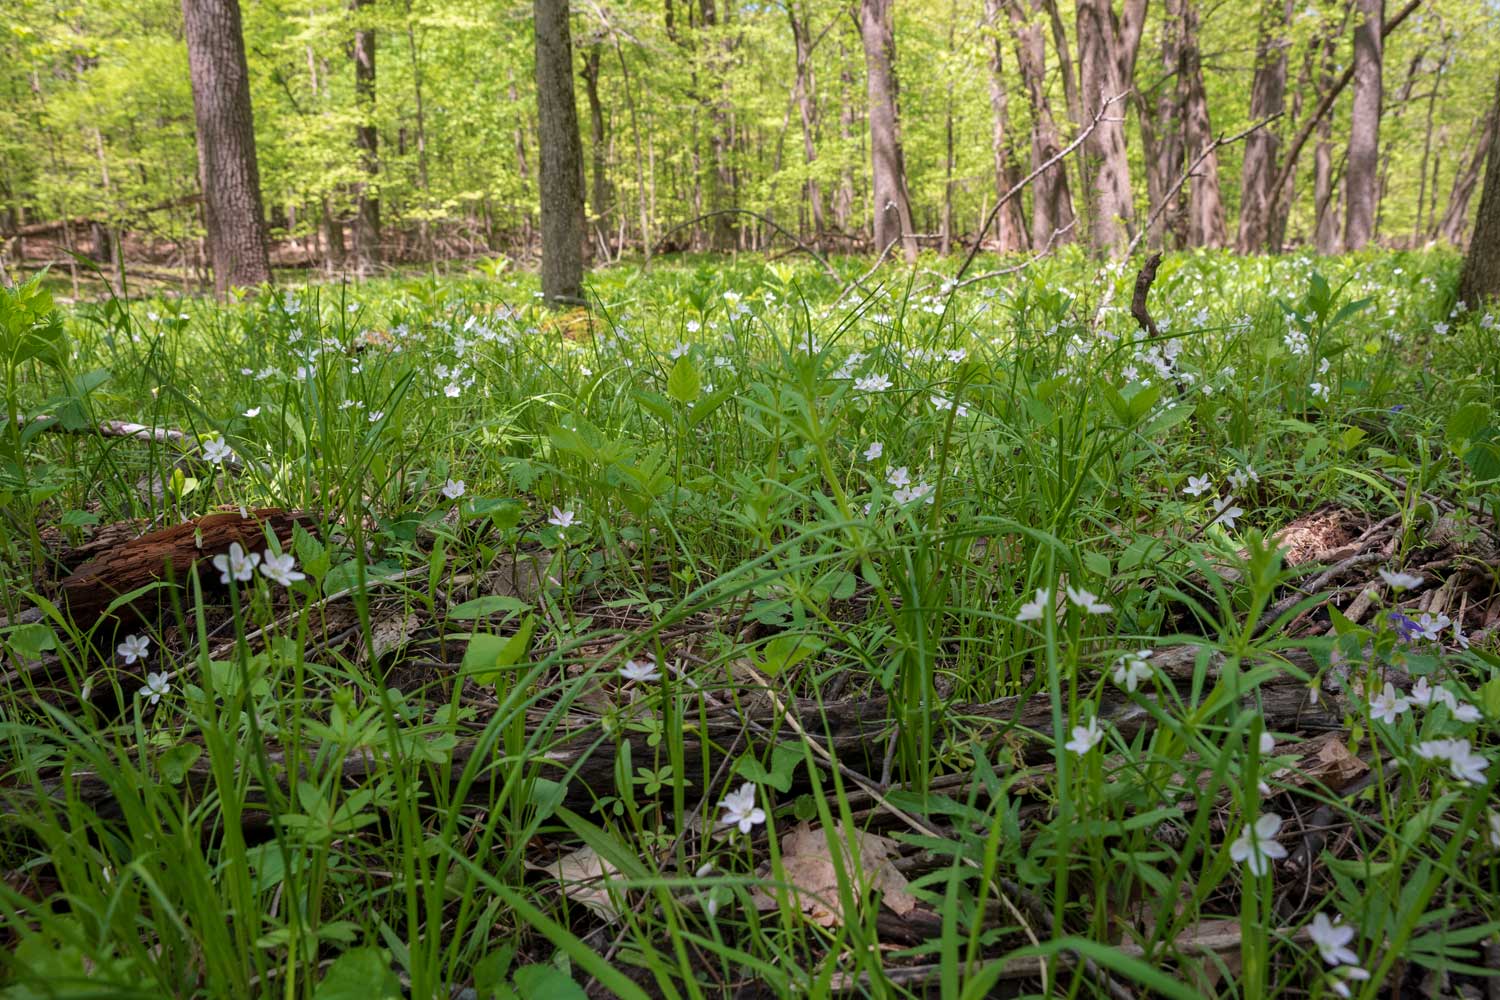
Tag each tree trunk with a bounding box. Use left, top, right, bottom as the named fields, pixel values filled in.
left=1237, top=0, right=1291, bottom=253
left=1140, top=0, right=1184, bottom=249
left=835, top=42, right=857, bottom=234
left=402, top=1, right=431, bottom=261
left=181, top=0, right=273, bottom=297
left=984, top=0, right=1027, bottom=251
left=1075, top=0, right=1135, bottom=255
left=857, top=0, right=918, bottom=263
left=1006, top=0, right=1074, bottom=249
left=581, top=42, right=610, bottom=248
left=1178, top=0, right=1224, bottom=247
left=534, top=0, right=586, bottom=304
left=1458, top=71, right=1500, bottom=305
left=1343, top=0, right=1382, bottom=250
left=351, top=0, right=380, bottom=274
left=1440, top=104, right=1497, bottom=246
left=1312, top=22, right=1340, bottom=253
left=789, top=3, right=825, bottom=239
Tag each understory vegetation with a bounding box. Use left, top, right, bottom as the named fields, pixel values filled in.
left=1, top=250, right=1498, bottom=998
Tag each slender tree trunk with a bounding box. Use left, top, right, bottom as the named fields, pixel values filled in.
left=402, top=1, right=431, bottom=261
left=534, top=0, right=585, bottom=304
left=1007, top=0, right=1074, bottom=248
left=1440, top=105, right=1497, bottom=246
left=1075, top=0, right=1135, bottom=255
left=857, top=0, right=918, bottom=262
left=1343, top=0, right=1382, bottom=250
left=1237, top=0, right=1291, bottom=253
left=351, top=0, right=380, bottom=273
left=1141, top=0, right=1183, bottom=249
left=1178, top=0, right=1224, bottom=247
left=1413, top=44, right=1448, bottom=244
left=1313, top=22, right=1341, bottom=253
left=1458, top=72, right=1500, bottom=303
left=835, top=42, right=856, bottom=234
left=984, top=0, right=1026, bottom=251
left=181, top=0, right=272, bottom=296
left=581, top=42, right=610, bottom=248
left=789, top=3, right=825, bottom=239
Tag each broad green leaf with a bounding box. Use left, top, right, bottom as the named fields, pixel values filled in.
left=313, top=947, right=401, bottom=1000
left=462, top=614, right=536, bottom=685
left=667, top=355, right=701, bottom=404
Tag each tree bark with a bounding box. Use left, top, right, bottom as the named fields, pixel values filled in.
left=1006, top=0, right=1074, bottom=249
left=1458, top=71, right=1500, bottom=305
left=534, top=0, right=586, bottom=304
left=789, top=3, right=825, bottom=239
left=1177, top=0, right=1224, bottom=247
left=1440, top=103, right=1497, bottom=246
left=1343, top=0, right=1382, bottom=250
left=1237, top=0, right=1291, bottom=253
left=181, top=0, right=273, bottom=297
left=1075, top=0, right=1135, bottom=255
left=1312, top=20, right=1341, bottom=253
left=350, top=0, right=380, bottom=274
left=581, top=42, right=610, bottom=247
left=1140, top=0, right=1184, bottom=249
left=857, top=0, right=918, bottom=262
left=984, top=0, right=1027, bottom=251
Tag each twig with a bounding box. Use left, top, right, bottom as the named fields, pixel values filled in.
left=15, top=416, right=247, bottom=469
left=951, top=92, right=1128, bottom=288
left=1130, top=251, right=1164, bottom=339
left=928, top=220, right=1078, bottom=295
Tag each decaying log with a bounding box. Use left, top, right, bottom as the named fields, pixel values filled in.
left=32, top=677, right=1344, bottom=826
left=53, top=508, right=314, bottom=625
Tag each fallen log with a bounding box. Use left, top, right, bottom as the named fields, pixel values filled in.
left=26, top=678, right=1345, bottom=826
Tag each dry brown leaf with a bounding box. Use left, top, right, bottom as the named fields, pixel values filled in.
left=758, top=821, right=916, bottom=927
left=531, top=845, right=622, bottom=921
left=1271, top=731, right=1368, bottom=792
left=360, top=610, right=420, bottom=664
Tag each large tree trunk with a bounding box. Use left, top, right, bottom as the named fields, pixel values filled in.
left=351, top=0, right=380, bottom=274
left=1343, top=0, right=1382, bottom=250
left=984, top=0, right=1027, bottom=251
left=1140, top=0, right=1184, bottom=249
left=1177, top=0, right=1224, bottom=247
left=1458, top=72, right=1500, bottom=305
left=1075, top=0, right=1136, bottom=255
left=857, top=0, right=918, bottom=263
left=534, top=0, right=586, bottom=304
left=1236, top=0, right=1290, bottom=253
left=1440, top=103, right=1498, bottom=246
left=1007, top=0, right=1074, bottom=249
left=181, top=0, right=273, bottom=297
left=789, top=3, right=825, bottom=239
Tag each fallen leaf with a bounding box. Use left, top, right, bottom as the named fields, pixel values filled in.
left=531, top=845, right=622, bottom=921
left=759, top=821, right=916, bottom=927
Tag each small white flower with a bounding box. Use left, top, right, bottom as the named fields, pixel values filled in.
left=1064, top=717, right=1105, bottom=756
left=548, top=507, right=576, bottom=529
left=1369, top=682, right=1410, bottom=725
left=368, top=410, right=385, bottom=423
left=1447, top=741, right=1489, bottom=784
left=1310, top=381, right=1330, bottom=401
left=1378, top=568, right=1422, bottom=591
left=1414, top=612, right=1450, bottom=642
left=855, top=373, right=892, bottom=393
left=886, top=466, right=912, bottom=489
left=619, top=658, right=661, bottom=683
left=1065, top=586, right=1112, bottom=615
left=259, top=551, right=306, bottom=587
left=930, top=395, right=969, bottom=417
left=718, top=782, right=766, bottom=834
left=1211, top=497, right=1244, bottom=531
left=1409, top=676, right=1435, bottom=708
left=1309, top=912, right=1360, bottom=967
left=1183, top=474, right=1212, bottom=497
left=117, top=633, right=151, bottom=664
left=202, top=437, right=235, bottom=465
left=1017, top=589, right=1050, bottom=622
left=1228, top=465, right=1259, bottom=490
left=243, top=406, right=261, bottom=418
left=1229, top=812, right=1287, bottom=876
left=1111, top=650, right=1154, bottom=692
left=140, top=671, right=170, bottom=705
left=863, top=441, right=883, bottom=461
left=442, top=479, right=466, bottom=500
left=1259, top=731, right=1277, bottom=755
left=1450, top=699, right=1482, bottom=724
left=669, top=341, right=691, bottom=359
left=445, top=382, right=462, bottom=398
left=212, top=542, right=260, bottom=584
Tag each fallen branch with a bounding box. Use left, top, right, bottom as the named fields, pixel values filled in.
left=1130, top=251, right=1164, bottom=339
left=646, top=209, right=848, bottom=290
left=15, top=415, right=247, bottom=469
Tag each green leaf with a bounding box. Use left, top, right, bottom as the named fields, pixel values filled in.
left=313, top=948, right=401, bottom=1000
left=2, top=623, right=56, bottom=659
left=512, top=966, right=587, bottom=999
left=754, top=632, right=825, bottom=677
left=462, top=615, right=536, bottom=685
left=667, top=355, right=702, bottom=404
left=735, top=742, right=803, bottom=793
left=449, top=595, right=528, bottom=620
left=157, top=744, right=201, bottom=785
left=1445, top=402, right=1491, bottom=448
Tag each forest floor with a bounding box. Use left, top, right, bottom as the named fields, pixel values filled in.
left=1, top=248, right=1498, bottom=998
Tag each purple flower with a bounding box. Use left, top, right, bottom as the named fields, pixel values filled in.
left=1389, top=404, right=1406, bottom=412
left=1389, top=612, right=1423, bottom=643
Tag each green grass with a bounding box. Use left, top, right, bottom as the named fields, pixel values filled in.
left=1, top=247, right=1497, bottom=998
